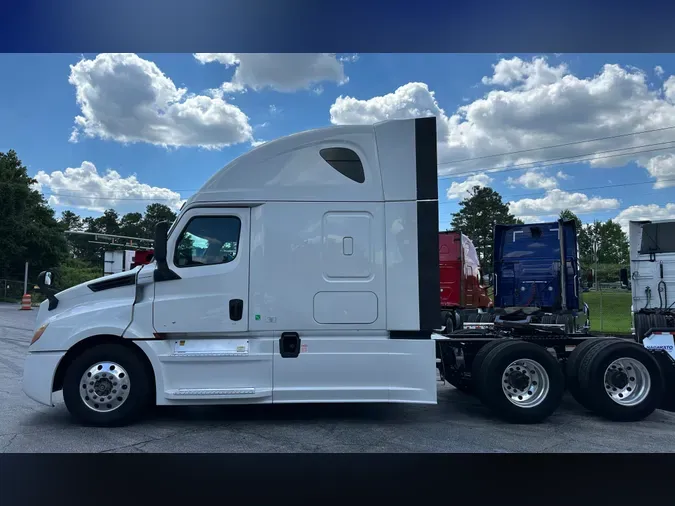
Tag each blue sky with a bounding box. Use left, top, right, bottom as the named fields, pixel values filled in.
left=2, top=53, right=675, bottom=233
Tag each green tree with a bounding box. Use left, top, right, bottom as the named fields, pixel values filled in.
left=450, top=185, right=522, bottom=272
left=141, top=203, right=177, bottom=238
left=119, top=212, right=145, bottom=238
left=559, top=209, right=582, bottom=231
left=597, top=220, right=629, bottom=265
left=0, top=150, right=68, bottom=280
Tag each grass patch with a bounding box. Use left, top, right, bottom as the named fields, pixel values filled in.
left=581, top=290, right=632, bottom=334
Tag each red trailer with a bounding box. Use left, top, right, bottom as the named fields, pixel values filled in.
left=439, top=231, right=492, bottom=333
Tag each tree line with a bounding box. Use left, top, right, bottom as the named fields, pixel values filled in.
left=450, top=186, right=629, bottom=284
left=1, top=149, right=176, bottom=291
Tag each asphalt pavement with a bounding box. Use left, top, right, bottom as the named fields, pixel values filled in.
left=2, top=302, right=675, bottom=453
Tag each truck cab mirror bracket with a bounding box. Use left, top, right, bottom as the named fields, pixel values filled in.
left=153, top=221, right=181, bottom=282
left=37, top=270, right=59, bottom=311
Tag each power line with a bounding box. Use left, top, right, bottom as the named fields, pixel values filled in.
left=439, top=124, right=675, bottom=166
left=438, top=176, right=675, bottom=206
left=438, top=142, right=675, bottom=181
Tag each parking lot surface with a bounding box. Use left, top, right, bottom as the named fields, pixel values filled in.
left=2, top=302, right=675, bottom=453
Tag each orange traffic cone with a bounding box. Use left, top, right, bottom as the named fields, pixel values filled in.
left=20, top=293, right=32, bottom=310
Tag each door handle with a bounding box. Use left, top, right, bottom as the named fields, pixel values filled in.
left=229, top=299, right=243, bottom=321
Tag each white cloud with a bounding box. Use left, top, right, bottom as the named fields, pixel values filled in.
left=655, top=65, right=665, bottom=77
left=446, top=174, right=492, bottom=199
left=508, top=189, right=620, bottom=219
left=328, top=56, right=675, bottom=190
left=641, top=154, right=675, bottom=188
left=556, top=171, right=571, bottom=180
left=614, top=203, right=675, bottom=233
left=481, top=57, right=568, bottom=90
left=69, top=53, right=252, bottom=149
left=506, top=170, right=558, bottom=190
left=330, top=82, right=451, bottom=141
left=33, top=161, right=184, bottom=213
left=339, top=54, right=360, bottom=63
left=193, top=53, right=348, bottom=93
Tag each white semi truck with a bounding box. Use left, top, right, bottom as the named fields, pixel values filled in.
left=626, top=219, right=675, bottom=340
left=23, top=117, right=675, bottom=427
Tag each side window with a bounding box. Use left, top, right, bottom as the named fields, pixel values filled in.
left=174, top=216, right=241, bottom=267
left=319, top=147, right=365, bottom=183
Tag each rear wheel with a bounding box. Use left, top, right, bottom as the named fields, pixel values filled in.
left=566, top=338, right=615, bottom=409
left=634, top=313, right=650, bottom=342
left=63, top=343, right=152, bottom=427
left=475, top=340, right=565, bottom=423
left=444, top=313, right=455, bottom=334
left=578, top=340, right=663, bottom=421
left=471, top=340, right=511, bottom=399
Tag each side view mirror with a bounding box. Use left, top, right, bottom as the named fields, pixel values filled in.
left=153, top=221, right=181, bottom=282
left=37, top=270, right=59, bottom=311
left=154, top=221, right=170, bottom=264
left=620, top=268, right=629, bottom=286
left=38, top=271, right=52, bottom=287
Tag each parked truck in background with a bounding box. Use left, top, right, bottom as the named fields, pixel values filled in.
left=23, top=117, right=673, bottom=427
left=461, top=220, right=589, bottom=334
left=439, top=231, right=492, bottom=334
left=627, top=219, right=675, bottom=341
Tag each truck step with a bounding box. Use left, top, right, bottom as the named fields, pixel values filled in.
left=164, top=387, right=271, bottom=400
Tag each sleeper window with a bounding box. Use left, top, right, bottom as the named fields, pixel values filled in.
left=319, top=147, right=365, bottom=183
left=174, top=216, right=241, bottom=267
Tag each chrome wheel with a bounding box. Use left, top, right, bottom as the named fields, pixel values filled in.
left=501, top=359, right=550, bottom=408
left=603, top=357, right=651, bottom=407
left=79, top=362, right=130, bottom=413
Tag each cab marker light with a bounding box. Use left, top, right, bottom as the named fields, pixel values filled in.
left=31, top=324, right=48, bottom=345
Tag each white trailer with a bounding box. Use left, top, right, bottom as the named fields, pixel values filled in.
left=23, top=118, right=675, bottom=426
left=103, top=250, right=136, bottom=276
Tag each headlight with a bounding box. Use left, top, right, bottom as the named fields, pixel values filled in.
left=31, top=324, right=48, bottom=345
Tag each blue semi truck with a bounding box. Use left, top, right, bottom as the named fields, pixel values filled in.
left=459, top=219, right=590, bottom=334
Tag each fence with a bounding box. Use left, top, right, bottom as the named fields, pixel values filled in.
left=580, top=263, right=632, bottom=335
left=0, top=279, right=33, bottom=304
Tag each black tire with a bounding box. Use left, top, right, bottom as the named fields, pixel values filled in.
left=556, top=314, right=574, bottom=333
left=541, top=315, right=555, bottom=325
left=635, top=313, right=650, bottom=342
left=566, top=338, right=615, bottom=409
left=475, top=340, right=565, bottom=424
left=479, top=313, right=493, bottom=323
left=444, top=313, right=455, bottom=334
left=471, top=339, right=513, bottom=401
left=577, top=339, right=664, bottom=422
left=650, top=314, right=668, bottom=331
left=63, top=343, right=153, bottom=427
left=465, top=313, right=479, bottom=323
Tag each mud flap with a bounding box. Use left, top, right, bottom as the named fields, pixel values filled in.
left=642, top=330, right=675, bottom=412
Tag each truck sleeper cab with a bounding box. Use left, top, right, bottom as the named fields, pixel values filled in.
left=628, top=219, right=675, bottom=341
left=438, top=231, right=492, bottom=334
left=462, top=220, right=589, bottom=334
left=23, top=117, right=443, bottom=426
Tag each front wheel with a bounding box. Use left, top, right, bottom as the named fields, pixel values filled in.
left=63, top=343, right=152, bottom=427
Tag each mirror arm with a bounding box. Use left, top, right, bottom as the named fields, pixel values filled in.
left=37, top=270, right=59, bottom=311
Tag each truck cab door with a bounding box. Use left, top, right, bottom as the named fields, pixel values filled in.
left=153, top=207, right=251, bottom=334
left=152, top=207, right=273, bottom=401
